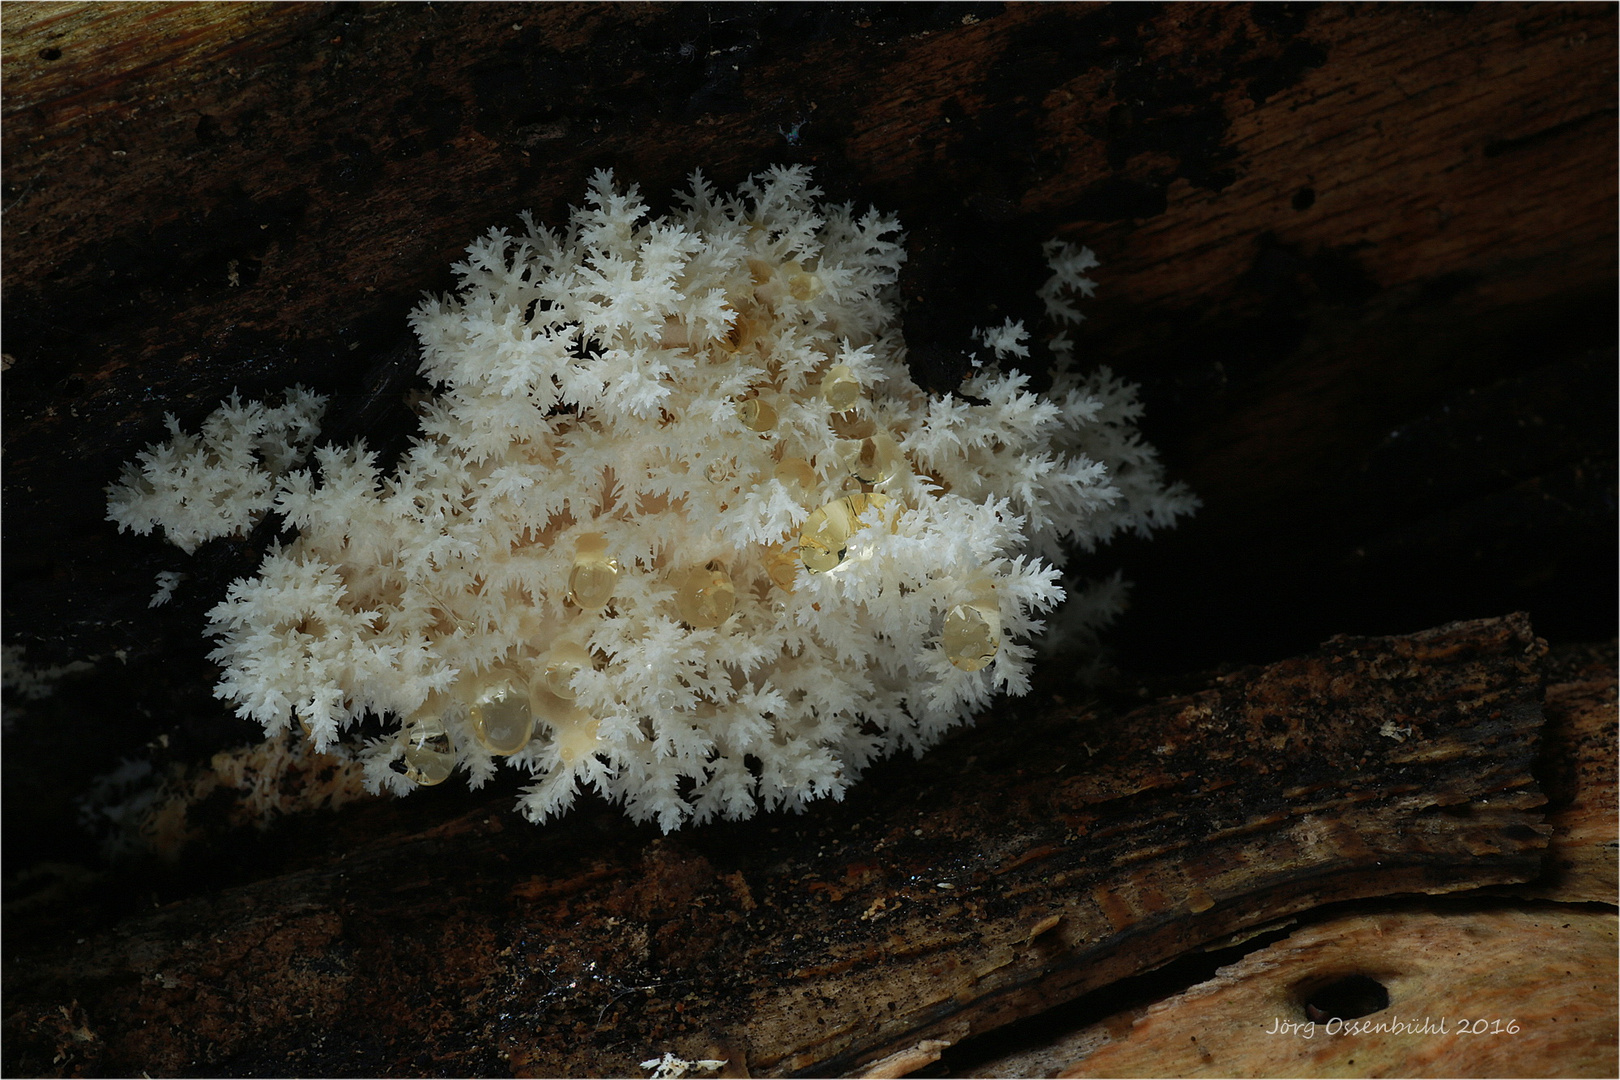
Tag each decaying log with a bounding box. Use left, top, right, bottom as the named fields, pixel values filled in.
left=2, top=614, right=1577, bottom=1077
left=1052, top=908, right=1618, bottom=1079
left=1519, top=641, right=1620, bottom=905
left=967, top=643, right=1619, bottom=1080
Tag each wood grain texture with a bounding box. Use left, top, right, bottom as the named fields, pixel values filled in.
left=2, top=615, right=1559, bottom=1077
left=1520, top=642, right=1619, bottom=905
left=1056, top=908, right=1618, bottom=1079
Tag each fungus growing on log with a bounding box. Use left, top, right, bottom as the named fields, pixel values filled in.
left=107, top=167, right=1195, bottom=831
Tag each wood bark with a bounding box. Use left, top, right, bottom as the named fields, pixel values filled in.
left=5, top=613, right=1596, bottom=1078
left=965, top=638, right=1620, bottom=1080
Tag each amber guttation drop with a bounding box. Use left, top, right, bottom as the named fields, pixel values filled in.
left=677, top=561, right=736, bottom=628
left=838, top=432, right=902, bottom=484
left=542, top=641, right=592, bottom=701
left=788, top=265, right=820, bottom=301
left=799, top=493, right=890, bottom=573
left=943, top=580, right=1001, bottom=672
left=738, top=397, right=777, bottom=432
left=525, top=680, right=601, bottom=764
left=722, top=312, right=755, bottom=352
left=551, top=708, right=601, bottom=765
left=469, top=681, right=535, bottom=755
left=567, top=533, right=619, bottom=611
left=400, top=713, right=455, bottom=785
left=764, top=543, right=800, bottom=592
left=820, top=364, right=861, bottom=409
left=773, top=456, right=817, bottom=495
left=828, top=408, right=875, bottom=439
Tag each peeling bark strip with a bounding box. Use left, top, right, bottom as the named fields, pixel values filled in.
left=2, top=615, right=1556, bottom=1077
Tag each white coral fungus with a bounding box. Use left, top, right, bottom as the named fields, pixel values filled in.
left=641, top=1052, right=727, bottom=1078
left=107, top=167, right=1194, bottom=831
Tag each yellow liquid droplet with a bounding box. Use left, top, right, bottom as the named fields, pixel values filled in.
left=820, top=364, right=861, bottom=409
left=400, top=713, right=455, bottom=785
left=838, top=432, right=902, bottom=484
left=828, top=408, right=875, bottom=439
left=764, top=543, right=799, bottom=592
left=788, top=269, right=820, bottom=301
left=542, top=642, right=592, bottom=701
left=469, top=682, right=535, bottom=755
left=944, top=583, right=1001, bottom=671
left=774, top=456, right=817, bottom=496
left=552, top=708, right=601, bottom=765
left=799, top=493, right=890, bottom=573
left=676, top=562, right=736, bottom=628
left=526, top=682, right=601, bottom=764
left=738, top=397, right=777, bottom=432
left=567, top=534, right=618, bottom=611
left=722, top=311, right=755, bottom=352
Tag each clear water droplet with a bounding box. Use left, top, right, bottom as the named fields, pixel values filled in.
left=788, top=267, right=820, bottom=301
left=567, top=534, right=618, bottom=611
left=828, top=408, right=875, bottom=439
left=944, top=580, right=1000, bottom=671
left=737, top=397, right=777, bottom=432
left=764, top=543, right=799, bottom=592
left=400, top=713, right=455, bottom=785
left=552, top=710, right=601, bottom=765
left=820, top=364, right=861, bottom=410
left=527, top=682, right=600, bottom=765
left=722, top=311, right=756, bottom=352
left=469, top=681, right=535, bottom=755
left=542, top=642, right=592, bottom=701
left=774, top=456, right=817, bottom=497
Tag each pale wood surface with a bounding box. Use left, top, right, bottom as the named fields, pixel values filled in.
left=1057, top=908, right=1618, bottom=1079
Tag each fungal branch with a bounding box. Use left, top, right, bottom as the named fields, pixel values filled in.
left=107, top=167, right=1197, bottom=832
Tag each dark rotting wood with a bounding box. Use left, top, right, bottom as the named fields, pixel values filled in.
left=2, top=615, right=1558, bottom=1077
